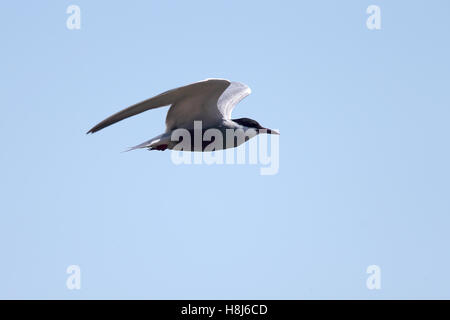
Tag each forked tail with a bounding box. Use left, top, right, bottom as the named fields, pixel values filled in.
left=123, top=133, right=171, bottom=152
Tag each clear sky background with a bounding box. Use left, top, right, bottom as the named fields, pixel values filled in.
left=1, top=0, right=449, bottom=299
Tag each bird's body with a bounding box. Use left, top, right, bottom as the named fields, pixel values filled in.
left=87, top=79, right=278, bottom=151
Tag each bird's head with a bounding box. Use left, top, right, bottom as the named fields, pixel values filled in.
left=232, top=118, right=280, bottom=135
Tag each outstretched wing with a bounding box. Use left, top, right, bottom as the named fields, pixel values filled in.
left=166, top=81, right=252, bottom=130
left=87, top=78, right=251, bottom=134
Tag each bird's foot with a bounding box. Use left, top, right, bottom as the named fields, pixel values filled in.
left=151, top=144, right=168, bottom=151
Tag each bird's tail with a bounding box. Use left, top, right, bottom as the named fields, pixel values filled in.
left=123, top=133, right=170, bottom=152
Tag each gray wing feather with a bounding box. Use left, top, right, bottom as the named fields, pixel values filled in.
left=217, top=82, right=251, bottom=120
left=87, top=79, right=230, bottom=134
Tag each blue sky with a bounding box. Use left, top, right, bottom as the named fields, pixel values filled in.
left=1, top=0, right=449, bottom=299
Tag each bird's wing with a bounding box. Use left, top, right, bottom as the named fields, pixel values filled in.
left=163, top=79, right=229, bottom=131
left=165, top=81, right=251, bottom=130
left=216, top=81, right=252, bottom=120
left=87, top=79, right=230, bottom=134
left=87, top=78, right=251, bottom=134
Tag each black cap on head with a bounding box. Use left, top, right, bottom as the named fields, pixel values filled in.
left=232, top=118, right=264, bottom=129
left=232, top=118, right=279, bottom=135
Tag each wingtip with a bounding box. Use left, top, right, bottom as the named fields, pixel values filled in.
left=86, top=127, right=97, bottom=135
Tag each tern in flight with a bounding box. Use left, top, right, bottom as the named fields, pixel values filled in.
left=87, top=78, right=279, bottom=151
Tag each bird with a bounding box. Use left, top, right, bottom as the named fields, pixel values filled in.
left=87, top=78, right=279, bottom=151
